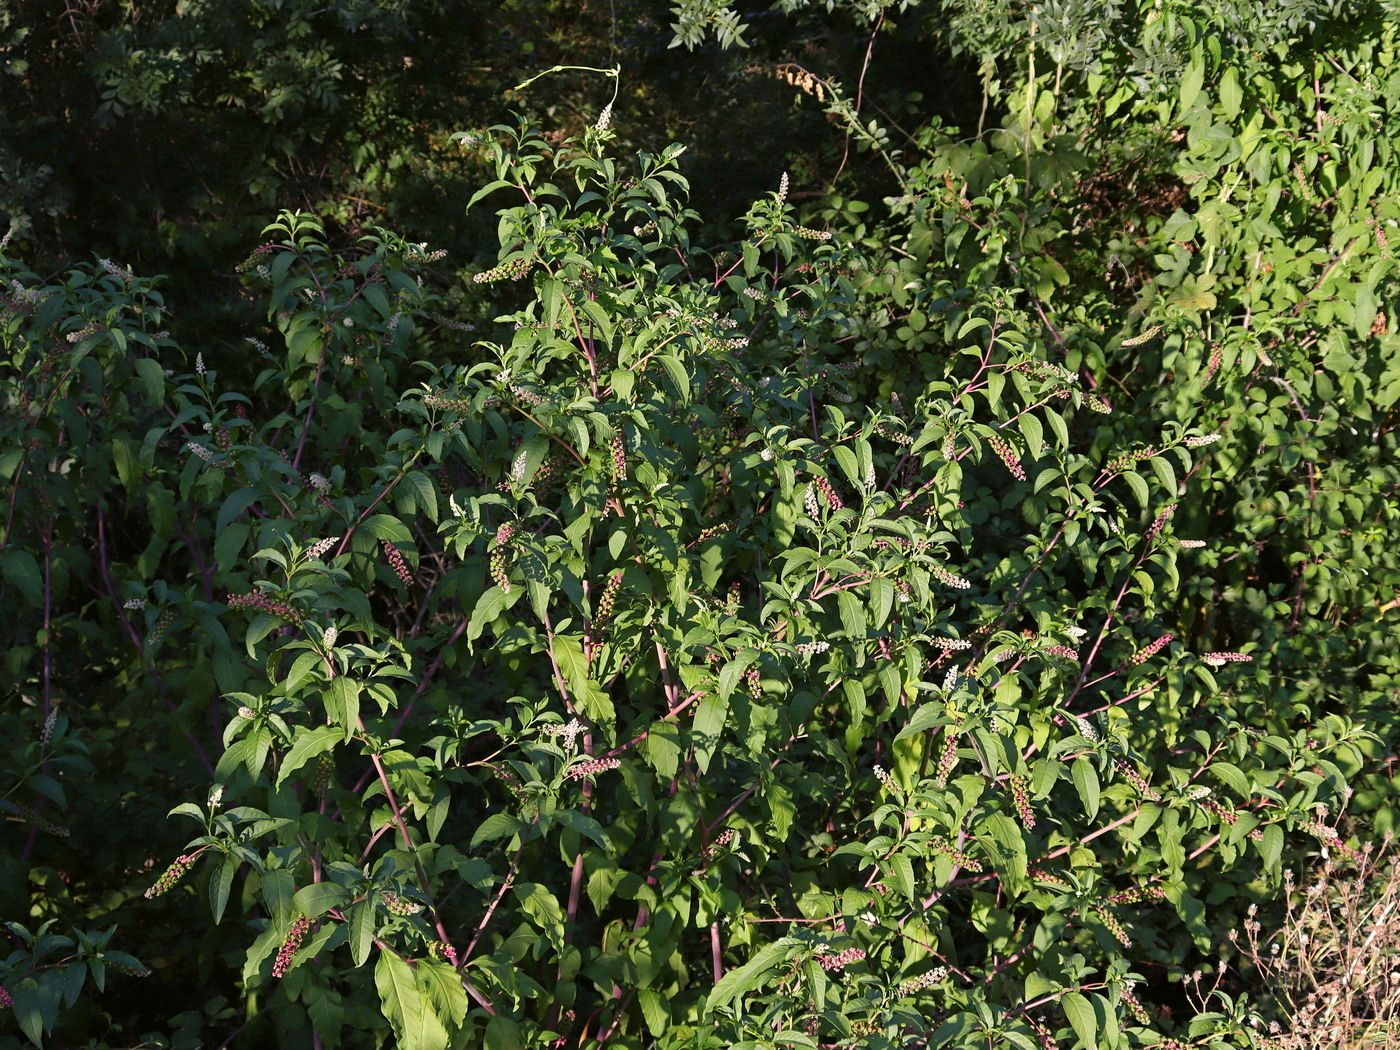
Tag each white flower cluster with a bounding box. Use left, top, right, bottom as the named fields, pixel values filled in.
left=185, top=441, right=214, bottom=462
left=306, top=536, right=339, bottom=560
left=542, top=717, right=586, bottom=751
left=796, top=640, right=830, bottom=655
left=308, top=473, right=332, bottom=493
left=123, top=598, right=147, bottom=610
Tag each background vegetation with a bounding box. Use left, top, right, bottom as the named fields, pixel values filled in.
left=2, top=1, right=1398, bottom=1047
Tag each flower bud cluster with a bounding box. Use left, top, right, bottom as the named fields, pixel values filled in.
left=815, top=947, right=865, bottom=971
left=227, top=592, right=304, bottom=624
left=424, top=392, right=473, bottom=411
left=306, top=536, right=339, bottom=560
left=796, top=640, right=830, bottom=655
left=1107, top=446, right=1157, bottom=473
left=930, top=839, right=981, bottom=871
left=147, top=609, right=176, bottom=647
left=491, top=524, right=517, bottom=593
left=986, top=433, right=1026, bottom=481
left=185, top=441, right=215, bottom=462
left=1131, top=632, right=1174, bottom=665
left=1202, top=651, right=1251, bottom=667
left=700, top=828, right=735, bottom=864
left=66, top=322, right=101, bottom=343
left=933, top=730, right=959, bottom=787
left=382, top=541, right=413, bottom=585
left=313, top=753, right=335, bottom=798
left=145, top=853, right=199, bottom=898
left=235, top=242, right=277, bottom=273
left=872, top=765, right=895, bottom=789
left=380, top=892, right=424, bottom=916
left=897, top=966, right=947, bottom=996
left=812, top=475, right=843, bottom=510
left=273, top=916, right=310, bottom=978
left=1119, top=982, right=1151, bottom=1024
left=124, top=597, right=147, bottom=610
left=566, top=757, right=621, bottom=781
left=473, top=257, right=533, bottom=283
left=593, top=571, right=623, bottom=627
left=1302, top=818, right=1362, bottom=863
left=0, top=987, right=11, bottom=1008
left=1183, top=433, right=1221, bottom=447
left=1146, top=502, right=1177, bottom=537
left=1114, top=759, right=1162, bottom=801
left=1106, top=884, right=1165, bottom=904
left=1009, top=774, right=1036, bottom=830
left=1026, top=1016, right=1057, bottom=1050
left=542, top=718, right=585, bottom=751
left=937, top=638, right=971, bottom=651
left=13, top=802, right=68, bottom=837
left=1093, top=904, right=1132, bottom=946
left=429, top=941, right=459, bottom=966
left=1042, top=644, right=1078, bottom=660
left=1085, top=393, right=1112, bottom=413
left=41, top=708, right=57, bottom=747
left=930, top=565, right=972, bottom=590
left=792, top=225, right=833, bottom=240
left=609, top=436, right=626, bottom=482
left=1121, top=324, right=1163, bottom=347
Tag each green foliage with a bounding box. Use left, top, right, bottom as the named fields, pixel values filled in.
left=2, top=2, right=1398, bottom=1048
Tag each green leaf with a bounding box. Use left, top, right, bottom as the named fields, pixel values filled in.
left=692, top=693, right=729, bottom=774
left=707, top=940, right=792, bottom=1013
left=658, top=354, right=690, bottom=402
left=276, top=725, right=340, bottom=788
left=417, top=958, right=468, bottom=1030
left=217, top=487, right=262, bottom=534
left=376, top=950, right=450, bottom=1050
left=467, top=585, right=521, bottom=643
left=293, top=882, right=349, bottom=919
left=209, top=852, right=238, bottom=924
left=0, top=549, right=42, bottom=607
left=1071, top=759, right=1100, bottom=821
left=638, top=987, right=669, bottom=1036
left=472, top=813, right=524, bottom=847
left=133, top=356, right=166, bottom=402
left=1062, top=990, right=1097, bottom=1049
left=551, top=633, right=592, bottom=708
left=324, top=678, right=362, bottom=742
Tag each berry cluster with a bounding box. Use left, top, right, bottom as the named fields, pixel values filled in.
left=472, top=257, right=533, bottom=283
left=1146, top=502, right=1177, bottom=537
left=986, top=433, right=1026, bottom=481
left=814, top=947, right=865, bottom=971
left=380, top=892, right=424, bottom=916
left=490, top=523, right=517, bottom=592
left=565, top=756, right=621, bottom=781
left=1008, top=774, right=1036, bottom=830
left=382, top=541, right=413, bottom=585
left=930, top=838, right=981, bottom=871
left=933, top=729, right=959, bottom=787
left=272, top=916, right=310, bottom=978
left=1114, top=759, right=1163, bottom=802
left=1107, top=446, right=1157, bottom=473
left=1130, top=632, right=1174, bottom=665
left=145, top=852, right=200, bottom=898
left=227, top=592, right=303, bottom=624
left=593, top=571, right=623, bottom=627
left=811, top=475, right=844, bottom=511
left=1201, top=651, right=1251, bottom=667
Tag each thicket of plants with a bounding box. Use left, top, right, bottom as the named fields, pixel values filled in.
left=2, top=1, right=1398, bottom=1047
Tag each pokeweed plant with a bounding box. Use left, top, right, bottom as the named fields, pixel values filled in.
left=79, top=111, right=1363, bottom=1050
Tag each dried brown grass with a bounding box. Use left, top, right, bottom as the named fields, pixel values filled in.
left=1234, top=829, right=1400, bottom=1050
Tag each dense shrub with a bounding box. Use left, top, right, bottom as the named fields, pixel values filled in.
left=2, top=1, right=1398, bottom=1048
